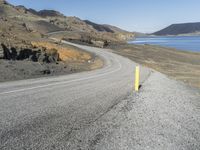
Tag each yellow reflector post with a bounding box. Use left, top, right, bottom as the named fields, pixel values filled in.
left=135, top=66, right=140, bottom=91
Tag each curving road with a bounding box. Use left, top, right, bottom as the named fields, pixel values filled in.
left=1, top=41, right=200, bottom=150
left=0, top=41, right=150, bottom=149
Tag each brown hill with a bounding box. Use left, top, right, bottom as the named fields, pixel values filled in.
left=0, top=0, right=134, bottom=47
left=0, top=0, right=105, bottom=81
left=0, top=0, right=133, bottom=81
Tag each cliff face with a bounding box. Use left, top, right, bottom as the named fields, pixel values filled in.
left=153, top=22, right=200, bottom=36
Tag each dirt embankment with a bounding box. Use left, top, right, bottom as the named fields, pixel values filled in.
left=31, top=41, right=92, bottom=62
left=108, top=44, right=200, bottom=89
left=0, top=41, right=103, bottom=82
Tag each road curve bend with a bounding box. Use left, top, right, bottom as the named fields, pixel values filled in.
left=0, top=41, right=150, bottom=149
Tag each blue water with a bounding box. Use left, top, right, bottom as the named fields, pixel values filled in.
left=129, top=36, right=200, bottom=52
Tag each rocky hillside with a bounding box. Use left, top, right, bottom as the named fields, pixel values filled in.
left=0, top=0, right=135, bottom=63
left=0, top=0, right=133, bottom=81
left=0, top=0, right=134, bottom=48
left=153, top=22, right=200, bottom=36
left=0, top=0, right=105, bottom=81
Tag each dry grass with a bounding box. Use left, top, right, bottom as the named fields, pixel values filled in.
left=31, top=41, right=92, bottom=62
left=109, top=44, right=200, bottom=88
left=90, top=58, right=104, bottom=70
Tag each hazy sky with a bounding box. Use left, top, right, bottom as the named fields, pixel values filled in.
left=7, top=0, right=200, bottom=33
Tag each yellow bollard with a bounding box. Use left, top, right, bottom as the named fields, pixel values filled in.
left=135, top=66, right=140, bottom=91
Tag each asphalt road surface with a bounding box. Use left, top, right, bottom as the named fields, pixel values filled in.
left=0, top=41, right=200, bottom=150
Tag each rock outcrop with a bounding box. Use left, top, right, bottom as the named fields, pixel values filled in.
left=0, top=43, right=59, bottom=63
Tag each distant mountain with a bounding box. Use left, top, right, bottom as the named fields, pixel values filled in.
left=153, top=22, right=200, bottom=36
left=36, top=10, right=65, bottom=17
left=15, top=5, right=65, bottom=18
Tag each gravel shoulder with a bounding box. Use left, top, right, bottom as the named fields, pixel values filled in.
left=67, top=72, right=200, bottom=150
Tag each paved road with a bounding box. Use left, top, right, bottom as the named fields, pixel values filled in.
left=0, top=41, right=150, bottom=149
left=1, top=41, right=200, bottom=150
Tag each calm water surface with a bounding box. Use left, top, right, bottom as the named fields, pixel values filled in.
left=129, top=36, right=200, bottom=52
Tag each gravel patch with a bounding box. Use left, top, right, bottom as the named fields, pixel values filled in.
left=71, top=72, right=200, bottom=150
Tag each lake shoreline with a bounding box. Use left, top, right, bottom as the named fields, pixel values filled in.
left=130, top=36, right=200, bottom=52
